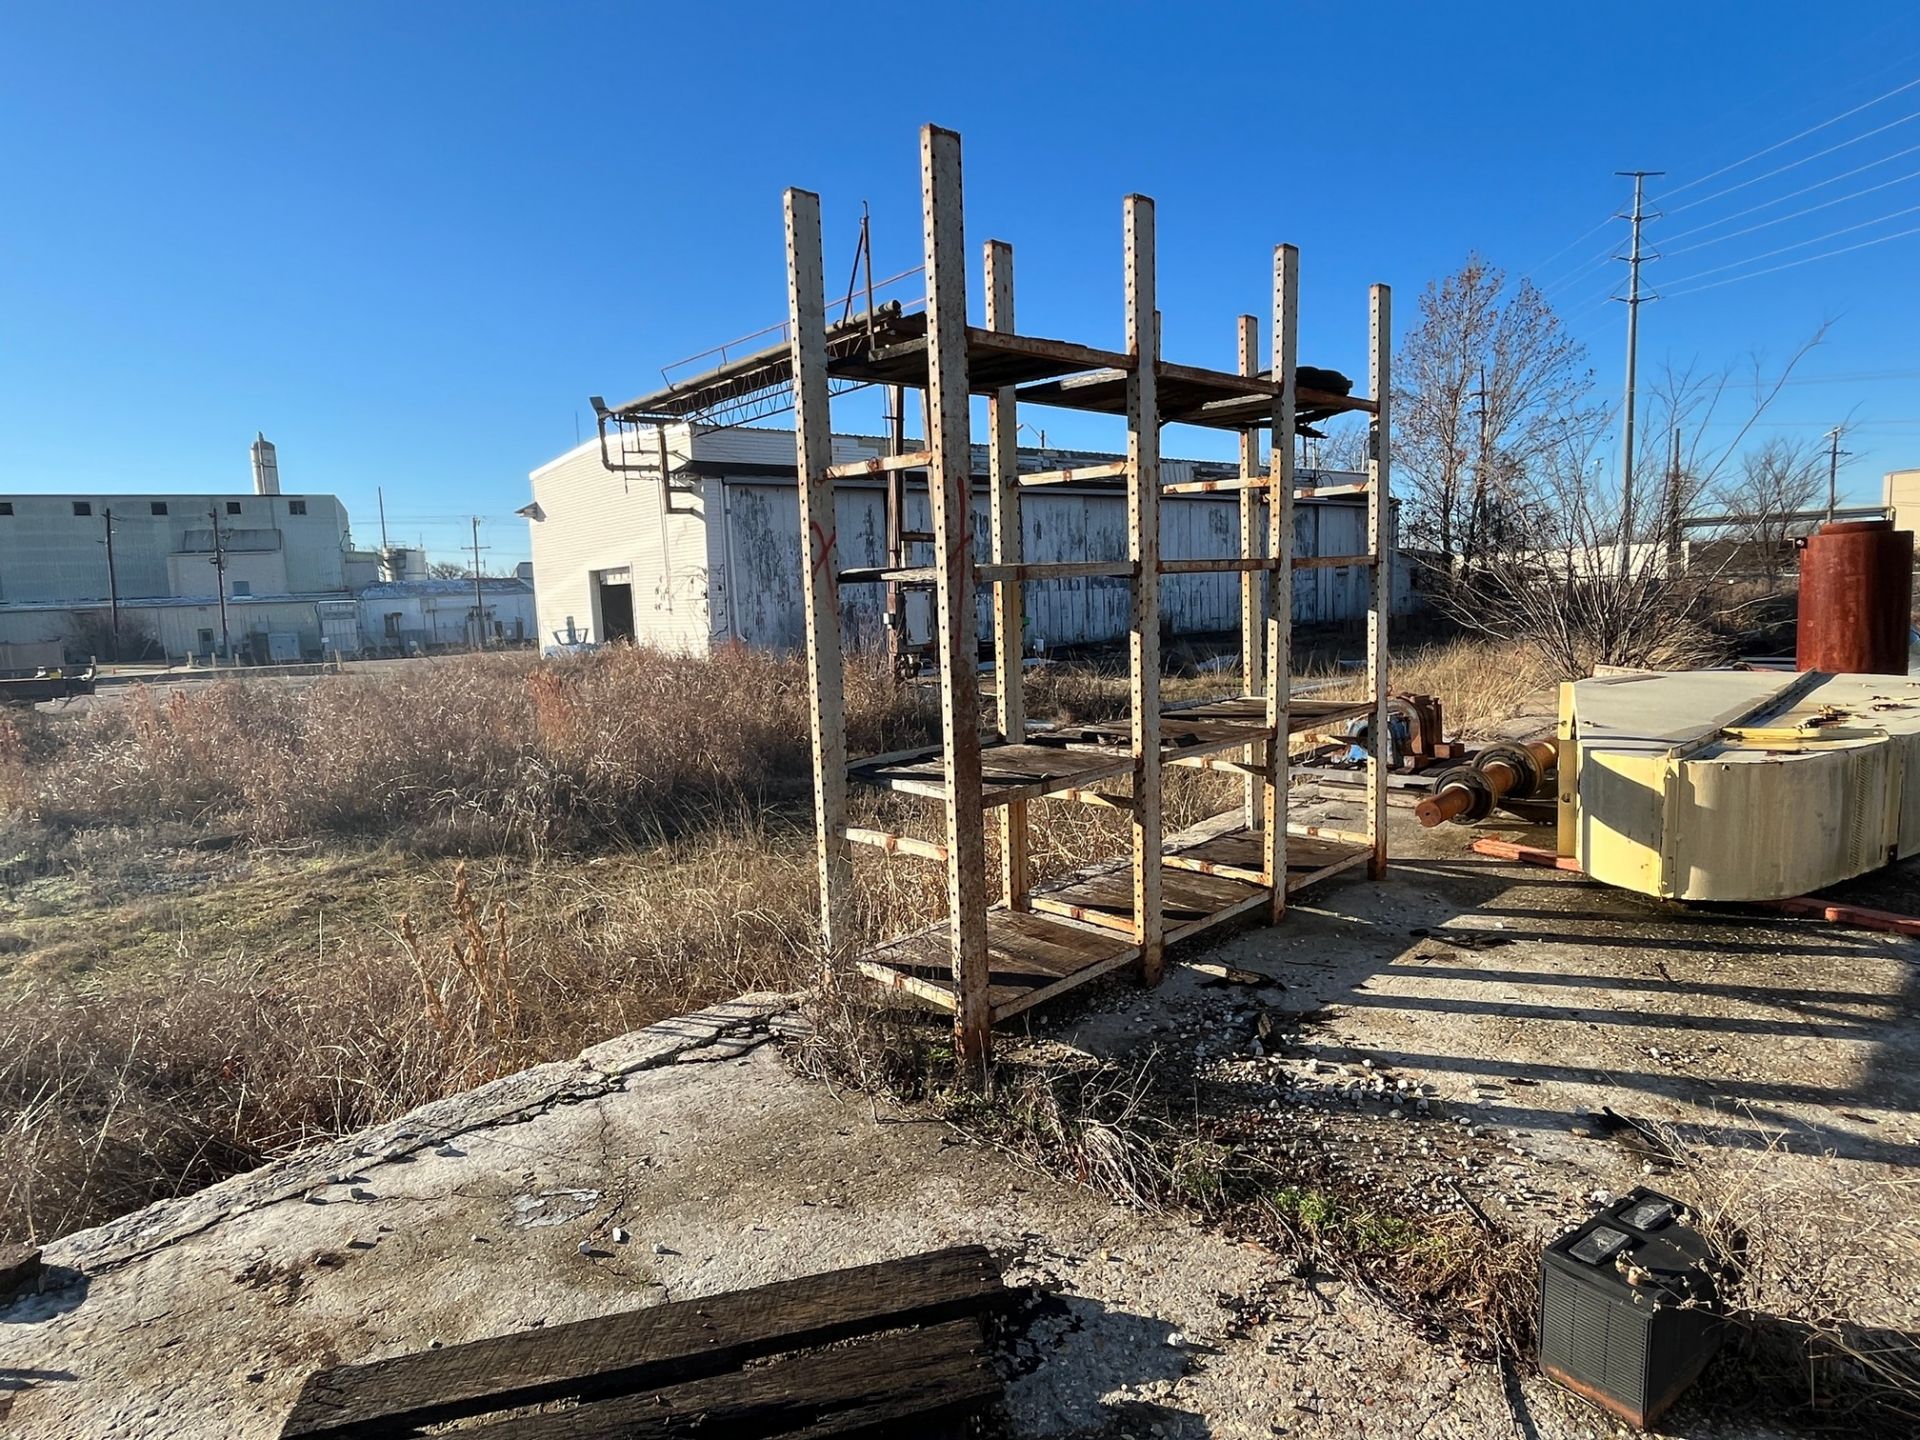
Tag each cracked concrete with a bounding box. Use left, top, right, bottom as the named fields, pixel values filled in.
left=3, top=810, right=1914, bottom=1438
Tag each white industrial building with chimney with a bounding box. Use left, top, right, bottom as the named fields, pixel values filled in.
left=0, top=435, right=535, bottom=666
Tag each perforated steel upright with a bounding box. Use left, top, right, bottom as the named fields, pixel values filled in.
left=779, top=124, right=1393, bottom=1071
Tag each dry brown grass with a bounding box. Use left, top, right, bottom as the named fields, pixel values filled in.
left=1305, top=635, right=1561, bottom=736
left=0, top=644, right=948, bottom=1242
left=1667, top=1132, right=1920, bottom=1435
left=0, top=828, right=849, bottom=1243
left=0, top=634, right=1423, bottom=1247
left=6, top=645, right=933, bottom=853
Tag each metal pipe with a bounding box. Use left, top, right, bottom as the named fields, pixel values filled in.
left=1416, top=740, right=1557, bottom=828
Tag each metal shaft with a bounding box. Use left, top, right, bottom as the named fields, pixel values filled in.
left=1416, top=740, right=1558, bottom=828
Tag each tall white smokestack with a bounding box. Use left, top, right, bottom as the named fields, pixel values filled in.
left=250, top=432, right=280, bottom=496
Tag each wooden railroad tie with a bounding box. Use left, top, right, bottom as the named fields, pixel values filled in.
left=280, top=1245, right=1007, bottom=1439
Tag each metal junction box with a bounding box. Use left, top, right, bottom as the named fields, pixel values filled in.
left=1539, top=1188, right=1727, bottom=1429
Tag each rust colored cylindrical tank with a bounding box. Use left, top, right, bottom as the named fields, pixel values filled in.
left=1797, top=519, right=1914, bottom=674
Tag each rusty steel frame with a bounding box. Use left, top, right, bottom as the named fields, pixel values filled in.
left=782, top=125, right=1393, bottom=1070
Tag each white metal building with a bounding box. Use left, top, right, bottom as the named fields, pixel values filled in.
left=353, top=579, right=537, bottom=655
left=0, top=433, right=535, bottom=662
left=524, top=424, right=1411, bottom=654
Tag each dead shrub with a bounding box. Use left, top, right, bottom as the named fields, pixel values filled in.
left=1668, top=1136, right=1920, bottom=1435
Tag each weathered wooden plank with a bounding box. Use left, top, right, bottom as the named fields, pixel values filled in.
left=964, top=327, right=1133, bottom=374
left=850, top=742, right=1135, bottom=808
left=1158, top=557, right=1285, bottom=574
left=975, top=560, right=1135, bottom=581
left=1288, top=846, right=1372, bottom=895
left=985, top=239, right=1029, bottom=915
left=281, top=1247, right=1004, bottom=1439
left=1013, top=461, right=1130, bottom=487
left=825, top=449, right=934, bottom=479
left=990, top=948, right=1140, bottom=1022
left=784, top=189, right=853, bottom=964
left=457, top=1318, right=997, bottom=1440
left=843, top=826, right=948, bottom=863
left=880, top=922, right=1087, bottom=982
left=1168, top=826, right=1370, bottom=874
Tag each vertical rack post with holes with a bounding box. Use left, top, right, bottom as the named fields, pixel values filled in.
left=773, top=124, right=1390, bottom=1071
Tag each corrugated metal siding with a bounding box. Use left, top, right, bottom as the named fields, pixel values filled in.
left=716, top=480, right=1408, bottom=652
left=526, top=432, right=714, bottom=653
left=528, top=424, right=1409, bottom=656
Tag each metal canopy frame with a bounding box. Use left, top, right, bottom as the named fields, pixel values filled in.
left=781, top=125, right=1392, bottom=1070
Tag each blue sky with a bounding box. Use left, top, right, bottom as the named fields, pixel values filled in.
left=3, top=3, right=1918, bottom=569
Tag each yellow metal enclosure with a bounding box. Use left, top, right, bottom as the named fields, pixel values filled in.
left=1562, top=669, right=1920, bottom=901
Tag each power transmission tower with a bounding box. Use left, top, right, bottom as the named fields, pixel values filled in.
left=469, top=517, right=490, bottom=651
left=1824, top=425, right=1851, bottom=525
left=1613, top=170, right=1663, bottom=579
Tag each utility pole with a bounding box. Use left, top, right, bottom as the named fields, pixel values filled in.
left=1824, top=425, right=1850, bottom=526
left=469, top=517, right=489, bottom=650
left=207, top=509, right=231, bottom=662
left=378, top=486, right=390, bottom=551
left=1664, top=427, right=1684, bottom=577
left=1613, top=170, right=1663, bottom=579
left=101, top=508, right=120, bottom=659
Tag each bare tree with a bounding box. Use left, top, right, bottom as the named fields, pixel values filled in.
left=1395, top=256, right=1601, bottom=574
left=1438, top=327, right=1834, bottom=676
left=1304, top=417, right=1370, bottom=476
left=428, top=560, right=471, bottom=580
left=1632, top=322, right=1832, bottom=557
left=1711, top=437, right=1827, bottom=585
left=1441, top=425, right=1727, bottom=676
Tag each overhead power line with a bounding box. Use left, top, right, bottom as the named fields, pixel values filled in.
left=1659, top=200, right=1920, bottom=289
left=1659, top=140, right=1920, bottom=245
left=1663, top=220, right=1920, bottom=298
left=1541, top=246, right=1618, bottom=298
left=1663, top=165, right=1920, bottom=257
left=1662, top=73, right=1920, bottom=205
left=1521, top=213, right=1619, bottom=282
left=1667, top=104, right=1920, bottom=216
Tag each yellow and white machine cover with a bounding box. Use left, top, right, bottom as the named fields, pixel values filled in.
left=1561, top=669, right=1920, bottom=901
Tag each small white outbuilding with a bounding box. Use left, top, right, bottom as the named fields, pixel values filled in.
left=524, top=424, right=1410, bottom=655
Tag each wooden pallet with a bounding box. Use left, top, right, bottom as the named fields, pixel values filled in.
left=280, top=1246, right=1006, bottom=1439
left=856, top=828, right=1367, bottom=1022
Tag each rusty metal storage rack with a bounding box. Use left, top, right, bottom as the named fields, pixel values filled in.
left=782, top=125, right=1390, bottom=1065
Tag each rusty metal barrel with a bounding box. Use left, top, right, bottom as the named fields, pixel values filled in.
left=1796, top=519, right=1914, bottom=675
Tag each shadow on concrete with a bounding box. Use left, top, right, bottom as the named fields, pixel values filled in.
left=1003, top=1287, right=1210, bottom=1438
left=0, top=1267, right=90, bottom=1325
left=1018, top=832, right=1920, bottom=1172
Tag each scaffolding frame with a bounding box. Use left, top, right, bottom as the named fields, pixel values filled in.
left=784, top=125, right=1391, bottom=1068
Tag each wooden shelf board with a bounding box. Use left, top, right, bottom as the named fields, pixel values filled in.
left=848, top=698, right=1378, bottom=807
left=850, top=825, right=1370, bottom=1025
